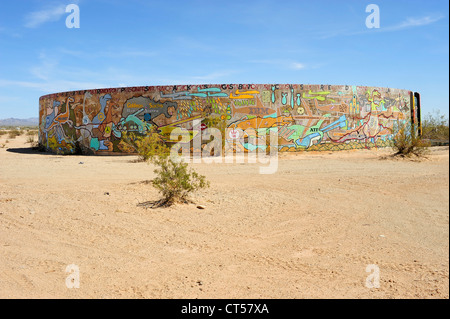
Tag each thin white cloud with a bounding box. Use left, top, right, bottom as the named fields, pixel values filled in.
left=291, top=62, right=306, bottom=70
left=0, top=79, right=43, bottom=89
left=319, top=15, right=445, bottom=39
left=0, top=95, right=21, bottom=103
left=249, top=59, right=309, bottom=71
left=0, top=79, right=107, bottom=93
left=383, top=15, right=444, bottom=32
left=24, top=4, right=67, bottom=28
left=29, top=52, right=59, bottom=81
left=0, top=52, right=167, bottom=93
left=0, top=50, right=106, bottom=92
left=58, top=48, right=158, bottom=59
left=0, top=26, right=21, bottom=38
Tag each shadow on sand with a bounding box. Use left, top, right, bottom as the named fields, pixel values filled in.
left=6, top=147, right=54, bottom=156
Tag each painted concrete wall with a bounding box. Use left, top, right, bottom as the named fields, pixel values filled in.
left=39, top=84, right=414, bottom=154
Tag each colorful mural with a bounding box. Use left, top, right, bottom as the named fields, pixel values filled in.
left=38, top=84, right=418, bottom=155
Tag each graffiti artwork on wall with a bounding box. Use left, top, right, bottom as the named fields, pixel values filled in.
left=39, top=84, right=415, bottom=155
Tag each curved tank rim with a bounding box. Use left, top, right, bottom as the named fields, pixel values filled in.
left=39, top=83, right=415, bottom=100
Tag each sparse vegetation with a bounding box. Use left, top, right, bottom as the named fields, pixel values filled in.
left=129, top=126, right=210, bottom=207
left=392, top=122, right=430, bottom=158
left=26, top=130, right=38, bottom=136
left=421, top=110, right=449, bottom=143
left=150, top=155, right=209, bottom=207
left=26, top=135, right=39, bottom=148
left=123, top=127, right=170, bottom=162
left=26, top=135, right=35, bottom=144
left=0, top=130, right=6, bottom=136
left=8, top=129, right=22, bottom=139
left=204, top=112, right=227, bottom=156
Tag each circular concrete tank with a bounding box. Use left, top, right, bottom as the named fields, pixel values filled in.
left=38, top=84, right=419, bottom=154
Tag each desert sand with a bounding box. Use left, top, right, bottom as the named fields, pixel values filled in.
left=0, top=134, right=448, bottom=299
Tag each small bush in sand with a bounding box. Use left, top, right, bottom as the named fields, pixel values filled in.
left=392, top=122, right=429, bottom=158
left=130, top=126, right=210, bottom=207
left=26, top=135, right=35, bottom=144
left=8, top=130, right=22, bottom=139
left=26, top=135, right=39, bottom=148
left=150, top=156, right=209, bottom=207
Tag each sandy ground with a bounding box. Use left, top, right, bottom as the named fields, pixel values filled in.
left=0, top=134, right=448, bottom=299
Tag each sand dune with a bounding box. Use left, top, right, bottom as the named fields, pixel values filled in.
left=0, top=134, right=448, bottom=298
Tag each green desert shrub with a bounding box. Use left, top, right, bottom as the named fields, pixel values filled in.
left=124, top=126, right=210, bottom=207
left=151, top=155, right=209, bottom=206
left=123, top=127, right=170, bottom=162
left=129, top=126, right=210, bottom=207
left=392, top=122, right=429, bottom=158
left=204, top=114, right=227, bottom=156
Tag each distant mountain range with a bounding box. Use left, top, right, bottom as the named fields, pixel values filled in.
left=0, top=117, right=39, bottom=127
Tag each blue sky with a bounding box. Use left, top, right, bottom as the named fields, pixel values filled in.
left=0, top=0, right=448, bottom=118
